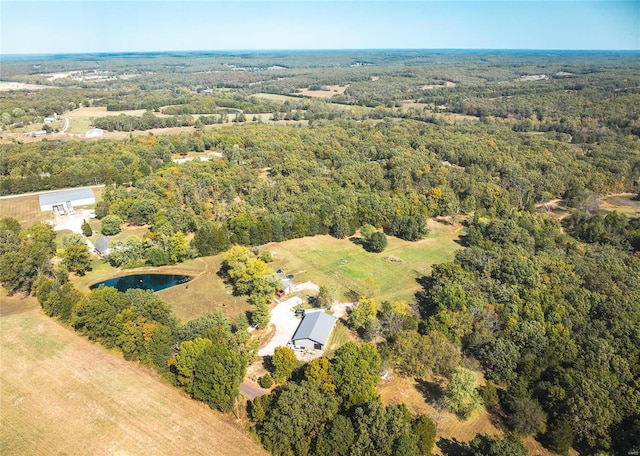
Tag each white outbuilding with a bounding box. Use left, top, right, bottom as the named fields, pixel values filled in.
left=39, top=187, right=96, bottom=212
left=85, top=128, right=104, bottom=138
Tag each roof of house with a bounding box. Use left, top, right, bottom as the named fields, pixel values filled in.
left=39, top=187, right=95, bottom=207
left=291, top=310, right=336, bottom=346
left=94, top=236, right=110, bottom=254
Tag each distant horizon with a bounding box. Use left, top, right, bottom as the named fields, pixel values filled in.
left=2, top=1, right=638, bottom=55
left=2, top=48, right=639, bottom=60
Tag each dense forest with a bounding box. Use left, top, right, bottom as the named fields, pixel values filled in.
left=1, top=51, right=639, bottom=455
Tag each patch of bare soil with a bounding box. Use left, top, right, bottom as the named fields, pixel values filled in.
left=298, top=85, right=349, bottom=98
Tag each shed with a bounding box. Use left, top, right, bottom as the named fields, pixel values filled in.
left=39, top=187, right=95, bottom=212
left=94, top=236, right=111, bottom=255
left=290, top=310, right=336, bottom=351
left=85, top=128, right=103, bottom=138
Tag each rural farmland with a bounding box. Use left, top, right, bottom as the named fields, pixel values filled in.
left=0, top=294, right=266, bottom=456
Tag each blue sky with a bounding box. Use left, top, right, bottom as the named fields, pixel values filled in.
left=1, top=1, right=638, bottom=54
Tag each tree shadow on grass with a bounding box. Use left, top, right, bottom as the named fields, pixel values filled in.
left=348, top=236, right=364, bottom=246
left=415, top=378, right=444, bottom=403
left=437, top=437, right=471, bottom=456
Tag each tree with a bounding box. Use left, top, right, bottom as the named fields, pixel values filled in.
left=254, top=381, right=339, bottom=456
left=62, top=243, right=92, bottom=275
left=81, top=219, right=93, bottom=237
left=304, top=357, right=336, bottom=394
left=545, top=417, right=574, bottom=455
left=316, top=285, right=333, bottom=308
left=72, top=286, right=130, bottom=347
left=272, top=346, right=298, bottom=384
left=146, top=246, right=170, bottom=266
left=469, top=433, right=528, bottom=456
left=444, top=367, right=483, bottom=419
left=331, top=342, right=381, bottom=409
left=412, top=415, right=436, bottom=456
left=259, top=373, right=274, bottom=388
left=315, top=414, right=355, bottom=456
left=174, top=335, right=247, bottom=412
left=169, top=230, right=187, bottom=263
left=364, top=231, right=388, bottom=253
left=101, top=215, right=122, bottom=235
left=477, top=337, right=520, bottom=384
left=0, top=222, right=55, bottom=295
left=392, top=330, right=460, bottom=379
left=125, top=288, right=178, bottom=332
left=508, top=397, right=547, bottom=436
left=348, top=297, right=377, bottom=332
left=251, top=299, right=270, bottom=329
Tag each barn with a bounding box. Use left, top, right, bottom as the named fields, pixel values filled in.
left=39, top=187, right=96, bottom=212
left=290, top=310, right=336, bottom=351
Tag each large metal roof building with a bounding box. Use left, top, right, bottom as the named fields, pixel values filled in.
left=39, top=187, right=95, bottom=212
left=290, top=310, right=336, bottom=351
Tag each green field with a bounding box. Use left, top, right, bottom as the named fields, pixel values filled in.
left=267, top=221, right=462, bottom=304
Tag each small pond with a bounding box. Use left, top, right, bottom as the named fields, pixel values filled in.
left=90, top=274, right=193, bottom=293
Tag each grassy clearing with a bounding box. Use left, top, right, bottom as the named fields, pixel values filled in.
left=378, top=374, right=557, bottom=456
left=67, top=117, right=92, bottom=134
left=72, top=252, right=251, bottom=324
left=377, top=376, right=504, bottom=455
left=0, top=194, right=50, bottom=227
left=158, top=256, right=253, bottom=323
left=0, top=293, right=266, bottom=456
left=600, top=193, right=640, bottom=217
left=267, top=221, right=462, bottom=304
left=324, top=320, right=356, bottom=358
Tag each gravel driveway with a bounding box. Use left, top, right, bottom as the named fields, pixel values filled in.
left=258, top=296, right=303, bottom=357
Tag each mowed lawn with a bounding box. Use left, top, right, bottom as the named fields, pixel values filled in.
left=0, top=294, right=266, bottom=456
left=267, top=220, right=463, bottom=304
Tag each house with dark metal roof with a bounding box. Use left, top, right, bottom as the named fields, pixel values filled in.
left=290, top=310, right=336, bottom=351
left=39, top=187, right=95, bottom=212
left=94, top=236, right=111, bottom=256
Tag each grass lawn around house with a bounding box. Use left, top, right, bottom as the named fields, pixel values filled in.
left=266, top=220, right=463, bottom=304
left=71, top=218, right=462, bottom=325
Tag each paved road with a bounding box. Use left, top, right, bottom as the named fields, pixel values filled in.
left=240, top=382, right=266, bottom=400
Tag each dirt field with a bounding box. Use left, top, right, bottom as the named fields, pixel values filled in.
left=0, top=293, right=266, bottom=456
left=298, top=84, right=349, bottom=98
left=0, top=81, right=54, bottom=91
left=64, top=106, right=168, bottom=118
left=0, top=194, right=51, bottom=227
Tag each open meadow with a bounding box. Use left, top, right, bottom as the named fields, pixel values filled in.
left=0, top=293, right=266, bottom=456
left=267, top=220, right=463, bottom=304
